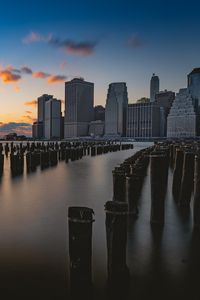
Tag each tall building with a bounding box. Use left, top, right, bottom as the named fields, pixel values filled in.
left=44, top=98, right=61, bottom=140
left=64, top=78, right=94, bottom=138
left=37, top=94, right=53, bottom=138
left=126, top=102, right=162, bottom=138
left=167, top=88, right=197, bottom=138
left=188, top=68, right=200, bottom=105
left=105, top=82, right=128, bottom=136
left=150, top=73, right=159, bottom=102
left=155, top=90, right=175, bottom=136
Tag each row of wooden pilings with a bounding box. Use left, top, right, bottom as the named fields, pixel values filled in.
left=0, top=141, right=133, bottom=177
left=67, top=141, right=200, bottom=298
left=67, top=147, right=152, bottom=299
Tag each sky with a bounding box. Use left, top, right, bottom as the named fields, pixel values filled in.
left=0, top=0, right=200, bottom=136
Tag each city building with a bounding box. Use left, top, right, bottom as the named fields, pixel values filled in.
left=136, top=97, right=150, bottom=103
left=188, top=68, right=200, bottom=105
left=155, top=90, right=175, bottom=136
left=94, top=105, right=105, bottom=121
left=150, top=73, right=159, bottom=102
left=32, top=121, right=43, bottom=139
left=44, top=98, right=61, bottom=140
left=64, top=78, right=94, bottom=138
left=167, top=88, right=197, bottom=138
left=126, top=102, right=162, bottom=139
left=105, top=82, right=128, bottom=136
left=89, top=120, right=104, bottom=137
left=37, top=94, right=53, bottom=137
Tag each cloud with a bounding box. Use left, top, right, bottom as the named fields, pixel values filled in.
left=22, top=31, right=51, bottom=44
left=47, top=75, right=67, bottom=83
left=32, top=71, right=50, bottom=78
left=0, top=67, right=21, bottom=83
left=0, top=122, right=32, bottom=136
left=21, top=66, right=33, bottom=74
left=128, top=34, right=144, bottom=48
left=25, top=111, right=32, bottom=114
left=24, top=100, right=37, bottom=107
left=49, top=37, right=96, bottom=56
left=21, top=115, right=36, bottom=123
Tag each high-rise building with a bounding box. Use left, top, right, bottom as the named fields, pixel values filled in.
left=188, top=68, right=200, bottom=106
left=155, top=90, right=175, bottom=136
left=37, top=94, right=53, bottom=138
left=167, top=88, right=197, bottom=138
left=105, top=82, right=128, bottom=136
left=126, top=102, right=162, bottom=139
left=150, top=73, right=159, bottom=102
left=89, top=120, right=104, bottom=137
left=44, top=98, right=61, bottom=140
left=64, top=78, right=94, bottom=138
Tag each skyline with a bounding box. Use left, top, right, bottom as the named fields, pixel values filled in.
left=1, top=0, right=200, bottom=136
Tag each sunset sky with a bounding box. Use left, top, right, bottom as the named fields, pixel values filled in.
left=0, top=0, right=200, bottom=136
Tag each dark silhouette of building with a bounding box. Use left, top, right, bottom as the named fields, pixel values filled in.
left=94, top=105, right=105, bottom=121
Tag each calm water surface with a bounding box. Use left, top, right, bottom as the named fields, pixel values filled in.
left=0, top=142, right=199, bottom=299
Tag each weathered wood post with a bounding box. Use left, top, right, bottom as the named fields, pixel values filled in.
left=172, top=148, right=184, bottom=200
left=112, top=168, right=126, bottom=202
left=68, top=206, right=94, bottom=298
left=179, top=151, right=195, bottom=207
left=105, top=201, right=129, bottom=286
left=193, top=155, right=200, bottom=230
left=126, top=175, right=140, bottom=215
left=150, top=154, right=167, bottom=226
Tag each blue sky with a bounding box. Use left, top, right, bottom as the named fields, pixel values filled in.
left=0, top=0, right=200, bottom=135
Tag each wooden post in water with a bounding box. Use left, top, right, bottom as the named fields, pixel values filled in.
left=112, top=168, right=126, bottom=202
left=150, top=154, right=167, bottom=226
left=68, top=206, right=94, bottom=299
left=179, top=152, right=195, bottom=207
left=193, top=156, right=200, bottom=230
left=172, top=149, right=184, bottom=200
left=105, top=201, right=129, bottom=286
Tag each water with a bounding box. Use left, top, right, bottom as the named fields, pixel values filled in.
left=0, top=142, right=199, bottom=299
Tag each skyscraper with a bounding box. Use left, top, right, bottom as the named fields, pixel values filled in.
left=37, top=94, right=53, bottom=138
left=64, top=78, right=94, bottom=138
left=150, top=73, right=159, bottom=102
left=44, top=98, right=61, bottom=140
left=188, top=68, right=200, bottom=105
left=105, top=82, right=128, bottom=136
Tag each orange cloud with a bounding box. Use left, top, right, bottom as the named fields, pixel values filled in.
left=21, top=115, right=36, bottom=123
left=24, top=100, right=37, bottom=107
left=33, top=71, right=50, bottom=78
left=25, top=111, right=32, bottom=114
left=0, top=69, right=21, bottom=83
left=47, top=75, right=67, bottom=83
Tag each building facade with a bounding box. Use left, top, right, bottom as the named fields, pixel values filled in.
left=44, top=98, right=61, bottom=140
left=188, top=68, right=200, bottom=106
left=94, top=105, right=105, bottom=121
left=126, top=103, right=162, bottom=138
left=36, top=94, right=53, bottom=138
left=64, top=78, right=94, bottom=138
left=150, top=73, right=159, bottom=102
left=167, top=88, right=197, bottom=138
left=155, top=90, right=175, bottom=136
left=89, top=120, right=104, bottom=137
left=32, top=121, right=43, bottom=139
left=105, top=82, right=128, bottom=136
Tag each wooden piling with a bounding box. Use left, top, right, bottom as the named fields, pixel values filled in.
left=68, top=206, right=94, bottom=298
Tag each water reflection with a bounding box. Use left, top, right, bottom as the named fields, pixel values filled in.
left=0, top=142, right=199, bottom=299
